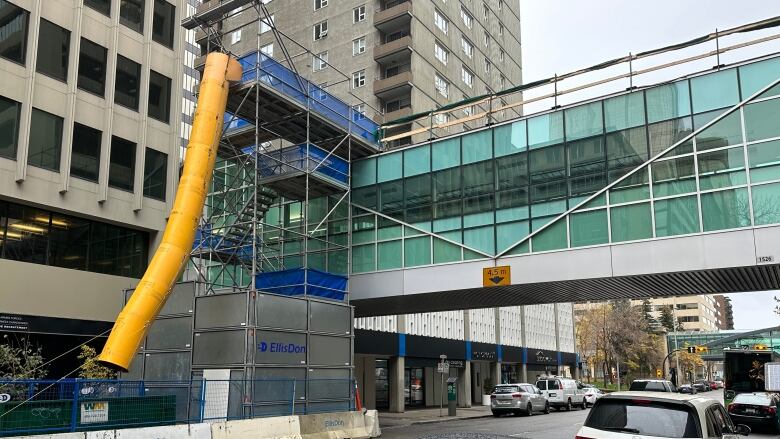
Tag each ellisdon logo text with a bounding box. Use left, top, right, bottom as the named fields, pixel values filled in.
left=258, top=341, right=306, bottom=354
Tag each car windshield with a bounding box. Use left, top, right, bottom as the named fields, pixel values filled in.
left=629, top=381, right=666, bottom=392
left=494, top=385, right=521, bottom=394
left=733, top=394, right=772, bottom=405
left=585, top=399, right=699, bottom=438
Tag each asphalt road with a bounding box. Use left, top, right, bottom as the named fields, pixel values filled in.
left=380, top=389, right=779, bottom=439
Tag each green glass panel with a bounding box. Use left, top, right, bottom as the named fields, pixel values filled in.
left=308, top=252, right=327, bottom=271
left=308, top=237, right=326, bottom=251
left=462, top=129, right=493, bottom=164
left=648, top=117, right=694, bottom=157
left=606, top=126, right=648, bottom=177
left=609, top=167, right=650, bottom=204
left=307, top=197, right=328, bottom=224
left=463, top=249, right=488, bottom=260
left=377, top=224, right=402, bottom=240
left=690, top=69, right=739, bottom=114
left=495, top=221, right=529, bottom=253
left=352, top=157, right=376, bottom=187
left=565, top=101, right=603, bottom=140
left=494, top=120, right=527, bottom=157
left=404, top=236, right=431, bottom=267
left=377, top=240, right=402, bottom=270
left=351, top=244, right=375, bottom=273
left=463, top=211, right=493, bottom=227
left=531, top=218, right=567, bottom=252
left=568, top=136, right=606, bottom=196
left=654, top=195, right=699, bottom=237
left=352, top=229, right=375, bottom=244
left=697, top=147, right=746, bottom=190
left=439, top=229, right=462, bottom=243
left=570, top=209, right=608, bottom=247
left=403, top=144, right=430, bottom=177
left=580, top=193, right=607, bottom=209
left=747, top=139, right=780, bottom=183
left=701, top=188, right=750, bottom=231
left=751, top=182, right=780, bottom=226
left=694, top=110, right=742, bottom=151
left=652, top=156, right=696, bottom=197
left=604, top=91, right=645, bottom=132
left=738, top=57, right=780, bottom=99
left=377, top=152, right=402, bottom=182
left=530, top=199, right=566, bottom=218
left=744, top=99, right=780, bottom=142
left=527, top=112, right=563, bottom=149
left=404, top=225, right=423, bottom=237
left=433, top=216, right=461, bottom=232
left=329, top=250, right=348, bottom=274
left=432, top=138, right=461, bottom=170
left=646, top=80, right=691, bottom=123
left=506, top=240, right=529, bottom=255
left=433, top=238, right=462, bottom=264
left=531, top=215, right=556, bottom=232
left=464, top=225, right=494, bottom=255
left=610, top=202, right=652, bottom=242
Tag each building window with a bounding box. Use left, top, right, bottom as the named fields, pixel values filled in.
left=109, top=135, right=135, bottom=191
left=485, top=59, right=491, bottom=74
left=114, top=55, right=141, bottom=110
left=230, top=29, right=241, bottom=44
left=499, top=23, right=504, bottom=36
left=483, top=2, right=489, bottom=19
left=314, top=0, right=328, bottom=10
left=260, top=43, right=273, bottom=56
left=0, top=96, right=22, bottom=160
left=483, top=30, right=490, bottom=47
left=28, top=108, right=63, bottom=171
left=435, top=74, right=449, bottom=98
left=499, top=48, right=505, bottom=62
left=353, top=36, right=366, bottom=55
left=352, top=104, right=366, bottom=121
left=77, top=38, right=107, bottom=96
left=313, top=20, right=328, bottom=40
left=0, top=0, right=29, bottom=65
left=462, top=67, right=474, bottom=88
left=499, top=74, right=505, bottom=89
left=352, top=70, right=366, bottom=89
left=260, top=14, right=274, bottom=33
left=460, top=7, right=473, bottom=29
left=353, top=4, right=366, bottom=23
left=85, top=0, right=111, bottom=16
left=143, top=148, right=167, bottom=200
left=461, top=37, right=473, bottom=58
left=313, top=51, right=328, bottom=71
left=434, top=9, right=448, bottom=34
left=36, top=19, right=70, bottom=82
left=434, top=41, right=448, bottom=65
left=148, top=70, right=171, bottom=123
left=152, top=0, right=175, bottom=49
left=120, top=0, right=145, bottom=33
left=70, top=122, right=101, bottom=182
left=434, top=113, right=448, bottom=125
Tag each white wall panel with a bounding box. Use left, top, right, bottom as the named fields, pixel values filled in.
left=354, top=315, right=398, bottom=333
left=499, top=306, right=523, bottom=347
left=406, top=311, right=464, bottom=340
left=523, top=304, right=556, bottom=350
left=556, top=303, right=575, bottom=353
left=468, top=308, right=496, bottom=344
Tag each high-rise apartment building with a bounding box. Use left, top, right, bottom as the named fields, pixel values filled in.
left=713, top=294, right=735, bottom=330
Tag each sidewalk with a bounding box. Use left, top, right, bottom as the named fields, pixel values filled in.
left=378, top=405, right=493, bottom=429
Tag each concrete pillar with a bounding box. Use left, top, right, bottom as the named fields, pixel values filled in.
left=458, top=361, right=472, bottom=407
left=493, top=361, right=502, bottom=386
left=522, top=363, right=528, bottom=383
left=574, top=363, right=581, bottom=380
left=389, top=356, right=405, bottom=413
left=424, top=367, right=435, bottom=407
left=361, top=356, right=377, bottom=410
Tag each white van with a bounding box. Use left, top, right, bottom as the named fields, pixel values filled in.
left=534, top=376, right=586, bottom=411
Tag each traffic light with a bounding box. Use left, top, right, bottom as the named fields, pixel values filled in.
left=656, top=369, right=662, bottom=378
left=754, top=344, right=768, bottom=351
left=695, top=346, right=708, bottom=354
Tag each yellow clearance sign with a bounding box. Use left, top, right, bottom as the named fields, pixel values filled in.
left=483, top=266, right=511, bottom=287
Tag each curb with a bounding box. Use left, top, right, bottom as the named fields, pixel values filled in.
left=381, top=413, right=494, bottom=429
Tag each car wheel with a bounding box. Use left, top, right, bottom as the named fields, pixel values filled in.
left=526, top=403, right=533, bottom=416
left=566, top=399, right=572, bottom=411
left=580, top=399, right=587, bottom=410
left=543, top=402, right=550, bottom=414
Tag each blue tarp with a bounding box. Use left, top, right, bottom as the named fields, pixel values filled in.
left=255, top=268, right=348, bottom=301
left=251, top=143, right=349, bottom=185
left=193, top=228, right=253, bottom=261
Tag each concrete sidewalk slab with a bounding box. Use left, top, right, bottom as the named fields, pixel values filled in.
left=379, top=406, right=493, bottom=429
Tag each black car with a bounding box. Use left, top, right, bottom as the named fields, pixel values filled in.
left=692, top=381, right=708, bottom=392
left=728, top=392, right=780, bottom=433
left=678, top=383, right=697, bottom=394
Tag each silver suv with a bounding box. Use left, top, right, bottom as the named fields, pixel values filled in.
left=629, top=379, right=678, bottom=392
left=490, top=383, right=549, bottom=417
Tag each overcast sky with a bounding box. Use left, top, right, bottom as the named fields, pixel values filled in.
left=519, top=1, right=780, bottom=330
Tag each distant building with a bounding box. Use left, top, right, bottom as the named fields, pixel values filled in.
left=713, top=295, right=735, bottom=330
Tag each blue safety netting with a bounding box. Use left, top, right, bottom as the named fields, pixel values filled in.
left=223, top=112, right=252, bottom=131
left=193, top=227, right=253, bottom=261
left=247, top=143, right=348, bottom=185
left=255, top=268, right=348, bottom=301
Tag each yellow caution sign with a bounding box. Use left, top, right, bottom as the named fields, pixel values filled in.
left=483, top=266, right=511, bottom=287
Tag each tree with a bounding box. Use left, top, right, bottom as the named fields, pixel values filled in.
left=641, top=299, right=657, bottom=329
left=678, top=343, right=704, bottom=382
left=77, top=345, right=117, bottom=379
left=658, top=306, right=676, bottom=332
left=0, top=334, right=46, bottom=379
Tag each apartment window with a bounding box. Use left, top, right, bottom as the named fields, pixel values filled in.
left=483, top=30, right=490, bottom=48
left=352, top=70, right=366, bottom=89
left=85, top=0, right=111, bottom=16
left=462, top=67, right=474, bottom=88
left=0, top=0, right=29, bottom=65
left=353, top=4, right=366, bottom=23
left=143, top=148, right=167, bottom=200
left=499, top=74, right=505, bottom=89
left=77, top=38, right=107, bottom=96
left=435, top=74, right=449, bottom=98
left=230, top=29, right=241, bottom=44
left=353, top=36, right=366, bottom=55
left=434, top=113, right=448, bottom=125
left=434, top=42, right=448, bottom=65
left=314, top=0, right=328, bottom=10
left=483, top=2, right=489, bottom=19
left=499, top=48, right=505, bottom=62
left=485, top=59, right=491, bottom=74
left=28, top=108, right=63, bottom=171
left=385, top=97, right=410, bottom=113
left=434, top=10, right=448, bottom=34
left=352, top=104, right=366, bottom=121
left=260, top=14, right=274, bottom=33
left=464, top=105, right=474, bottom=116
left=152, top=0, right=175, bottom=48
left=460, top=7, right=473, bottom=29
left=0, top=96, right=21, bottom=159
left=120, top=0, right=144, bottom=33
left=36, top=19, right=70, bottom=82
left=148, top=70, right=171, bottom=123
left=461, top=37, right=473, bottom=58
left=260, top=43, right=273, bottom=56
left=114, top=55, right=141, bottom=110
left=70, top=123, right=101, bottom=182
left=313, top=51, right=328, bottom=71
left=499, top=23, right=504, bottom=36
left=313, top=20, right=328, bottom=40
left=109, top=135, right=135, bottom=191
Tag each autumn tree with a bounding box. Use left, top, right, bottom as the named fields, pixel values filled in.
left=77, top=345, right=117, bottom=379
left=0, top=334, right=46, bottom=379
left=678, top=343, right=704, bottom=383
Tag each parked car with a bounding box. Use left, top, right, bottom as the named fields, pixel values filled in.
left=490, top=383, right=549, bottom=417
left=628, top=379, right=677, bottom=392
left=695, top=380, right=712, bottom=392
left=536, top=376, right=586, bottom=411
left=693, top=381, right=709, bottom=393
left=575, top=391, right=751, bottom=438
left=714, top=380, right=725, bottom=389
left=679, top=383, right=698, bottom=394
left=583, top=387, right=604, bottom=407
left=709, top=381, right=720, bottom=391
left=727, top=392, right=780, bottom=433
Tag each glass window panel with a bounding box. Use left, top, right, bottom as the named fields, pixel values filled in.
left=77, top=38, right=107, bottom=96
left=568, top=136, right=606, bottom=196
left=433, top=238, right=461, bottom=264
left=377, top=240, right=402, bottom=269
left=308, top=252, right=327, bottom=271
left=604, top=92, right=645, bottom=132
left=0, top=96, right=22, bottom=159
left=530, top=199, right=566, bottom=219
left=152, top=0, right=175, bottom=48
left=697, top=147, right=746, bottom=191
left=28, top=108, right=63, bottom=171
left=405, top=204, right=432, bottom=224
left=115, top=55, right=141, bottom=110
left=328, top=250, right=348, bottom=274
left=4, top=203, right=49, bottom=264
left=652, top=156, right=696, bottom=197
left=565, top=101, right=603, bottom=141
left=751, top=182, right=780, bottom=226
left=404, top=236, right=431, bottom=267
left=433, top=199, right=461, bottom=221
left=690, top=69, right=739, bottom=114
left=529, top=144, right=566, bottom=202
left=352, top=186, right=377, bottom=209
left=496, top=152, right=528, bottom=191
left=744, top=99, right=780, bottom=142
left=701, top=188, right=750, bottom=231
left=496, top=221, right=529, bottom=253
left=351, top=244, right=375, bottom=273
left=494, top=121, right=526, bottom=157
left=71, top=122, right=101, bottom=181
left=531, top=218, right=567, bottom=252
left=739, top=57, right=780, bottom=99
left=748, top=139, right=780, bottom=183
left=36, top=19, right=70, bottom=81
left=432, top=138, right=460, bottom=170
left=432, top=216, right=460, bottom=232
left=143, top=148, right=167, bottom=200
left=109, top=135, right=136, bottom=191
left=353, top=157, right=376, bottom=187
left=496, top=189, right=529, bottom=219
left=646, top=80, right=691, bottom=123
left=120, top=0, right=144, bottom=33
left=377, top=220, right=402, bottom=240
left=695, top=110, right=742, bottom=151
left=610, top=202, right=652, bottom=242
left=404, top=174, right=432, bottom=207
left=148, top=70, right=171, bottom=123
left=433, top=167, right=461, bottom=202
left=527, top=112, right=563, bottom=149
left=378, top=180, right=403, bottom=212
left=403, top=145, right=430, bottom=177
left=463, top=202, right=493, bottom=226
left=85, top=0, right=111, bottom=16
left=570, top=209, right=608, bottom=247
left=462, top=130, right=492, bottom=164
left=464, top=225, right=494, bottom=255
left=0, top=0, right=27, bottom=65
left=648, top=116, right=693, bottom=157
left=377, top=151, right=402, bottom=182
left=48, top=214, right=89, bottom=270
left=606, top=126, right=648, bottom=181
left=462, top=161, right=494, bottom=197
left=654, top=195, right=699, bottom=237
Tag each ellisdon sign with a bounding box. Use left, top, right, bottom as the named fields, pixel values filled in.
left=258, top=341, right=306, bottom=354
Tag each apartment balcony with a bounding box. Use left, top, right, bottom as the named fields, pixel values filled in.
left=374, top=71, right=413, bottom=100
left=374, top=1, right=412, bottom=34
left=374, top=35, right=413, bottom=65
left=384, top=107, right=413, bottom=122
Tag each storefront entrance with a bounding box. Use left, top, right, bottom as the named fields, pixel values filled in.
left=375, top=359, right=389, bottom=409
left=404, top=367, right=425, bottom=406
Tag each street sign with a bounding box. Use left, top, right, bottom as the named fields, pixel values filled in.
left=483, top=266, right=511, bottom=287
left=687, top=346, right=696, bottom=353
left=438, top=362, right=450, bottom=373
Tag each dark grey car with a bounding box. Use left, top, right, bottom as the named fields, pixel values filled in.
left=490, top=383, right=549, bottom=417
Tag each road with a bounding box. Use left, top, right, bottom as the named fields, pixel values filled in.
left=380, top=390, right=778, bottom=439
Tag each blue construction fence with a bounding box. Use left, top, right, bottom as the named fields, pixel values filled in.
left=255, top=268, right=348, bottom=301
